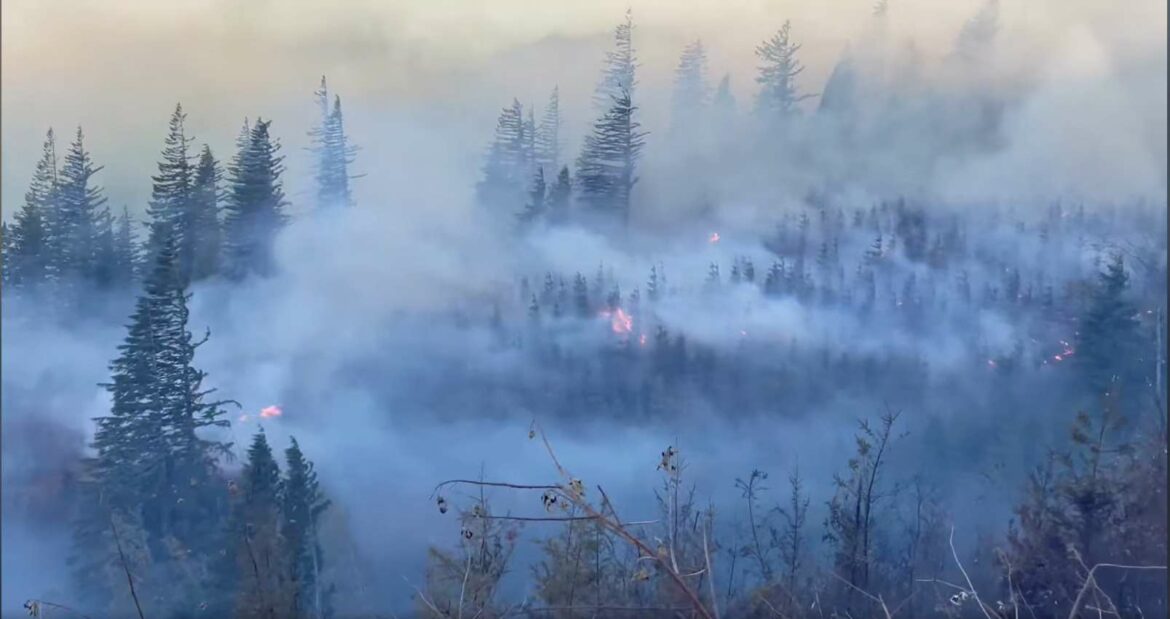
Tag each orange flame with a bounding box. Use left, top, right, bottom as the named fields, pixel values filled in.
left=708, top=232, right=720, bottom=244
left=259, top=405, right=283, bottom=419
left=606, top=308, right=633, bottom=334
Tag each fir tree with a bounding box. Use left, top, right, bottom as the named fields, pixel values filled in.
left=309, top=77, right=358, bottom=209
left=522, top=106, right=537, bottom=173
left=111, top=206, right=138, bottom=287
left=56, top=127, right=107, bottom=288
left=535, top=86, right=562, bottom=176
left=671, top=39, right=709, bottom=129
left=647, top=265, right=661, bottom=303
left=1075, top=254, right=1142, bottom=397
left=545, top=166, right=571, bottom=224
left=223, top=119, right=289, bottom=280
left=282, top=437, right=333, bottom=619
left=77, top=228, right=232, bottom=614
left=7, top=130, right=58, bottom=290
left=955, top=0, right=999, bottom=62
left=575, top=89, right=647, bottom=223
left=819, top=52, right=858, bottom=115
left=229, top=431, right=292, bottom=619
left=573, top=273, right=590, bottom=318
left=1, top=222, right=12, bottom=287
left=90, top=206, right=118, bottom=290
left=145, top=104, right=196, bottom=282
left=477, top=100, right=529, bottom=211
left=755, top=21, right=812, bottom=120
left=593, top=9, right=637, bottom=110
left=190, top=145, right=223, bottom=281
left=712, top=73, right=737, bottom=119
left=517, top=167, right=546, bottom=224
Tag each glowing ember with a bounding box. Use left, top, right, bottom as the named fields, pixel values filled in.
left=259, top=405, right=283, bottom=419
left=599, top=308, right=633, bottom=335
left=987, top=359, right=997, bottom=368
left=708, top=232, right=720, bottom=244
left=639, top=333, right=647, bottom=346
left=740, top=330, right=748, bottom=337
left=238, top=414, right=250, bottom=423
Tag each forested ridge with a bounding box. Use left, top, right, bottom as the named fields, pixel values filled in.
left=1, top=2, right=1166, bottom=618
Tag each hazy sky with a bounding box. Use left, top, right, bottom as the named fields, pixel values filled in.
left=2, top=0, right=1165, bottom=215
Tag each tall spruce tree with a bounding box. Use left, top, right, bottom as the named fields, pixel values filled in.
left=223, top=118, right=289, bottom=280
left=76, top=227, right=232, bottom=614
left=575, top=89, right=646, bottom=224
left=111, top=206, right=138, bottom=287
left=309, top=77, right=358, bottom=209
left=146, top=104, right=196, bottom=283
left=228, top=431, right=292, bottom=619
left=190, top=145, right=223, bottom=280
left=476, top=99, right=530, bottom=211
left=1075, top=254, right=1143, bottom=398
left=593, top=9, right=637, bottom=110
left=55, top=127, right=107, bottom=290
left=90, top=206, right=119, bottom=290
left=755, top=21, right=812, bottom=120
left=535, top=86, right=562, bottom=177
left=517, top=167, right=547, bottom=225
left=671, top=39, right=709, bottom=129
left=282, top=437, right=334, bottom=619
left=1, top=222, right=12, bottom=287
left=819, top=52, right=858, bottom=115
left=7, top=130, right=58, bottom=290
left=712, top=73, right=737, bottom=120
left=545, top=166, right=571, bottom=224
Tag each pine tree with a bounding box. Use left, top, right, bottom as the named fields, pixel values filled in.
left=575, top=89, right=647, bottom=223
left=545, top=166, right=571, bottom=224
left=477, top=100, right=529, bottom=211
left=56, top=127, right=107, bottom=289
left=111, top=206, right=138, bottom=287
left=77, top=228, right=232, bottom=613
left=282, top=437, right=333, bottom=619
left=647, top=265, right=661, bottom=302
left=309, top=77, right=359, bottom=209
left=819, top=52, right=857, bottom=115
left=91, top=206, right=118, bottom=290
left=190, top=145, right=223, bottom=280
left=955, top=0, right=999, bottom=62
left=229, top=431, right=292, bottom=619
left=713, top=74, right=737, bottom=119
left=522, top=106, right=537, bottom=173
left=573, top=273, right=590, bottom=318
left=535, top=86, right=562, bottom=176
left=1075, top=254, right=1142, bottom=397
left=671, top=39, right=709, bottom=129
left=1, top=222, right=12, bottom=287
left=593, top=9, right=637, bottom=110
left=145, top=104, right=196, bottom=282
left=223, top=119, right=289, bottom=280
left=517, top=167, right=546, bottom=224
left=7, top=130, right=58, bottom=290
left=755, top=21, right=811, bottom=120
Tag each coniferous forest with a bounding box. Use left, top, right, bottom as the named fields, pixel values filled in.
left=1, top=2, right=1167, bottom=618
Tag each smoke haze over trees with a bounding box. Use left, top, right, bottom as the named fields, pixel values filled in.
left=1, top=1, right=1166, bottom=617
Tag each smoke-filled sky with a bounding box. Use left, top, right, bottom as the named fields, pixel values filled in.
left=1, top=1, right=1167, bottom=615
left=2, top=0, right=1166, bottom=216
